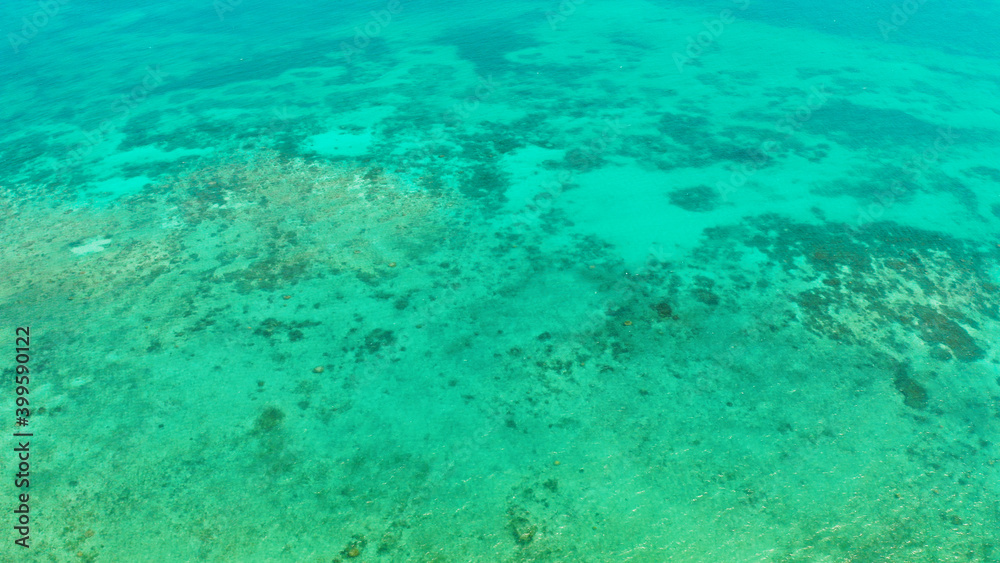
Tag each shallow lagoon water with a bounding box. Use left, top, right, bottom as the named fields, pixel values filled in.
left=1, top=0, right=999, bottom=561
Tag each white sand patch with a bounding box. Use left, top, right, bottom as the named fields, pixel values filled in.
left=70, top=238, right=111, bottom=255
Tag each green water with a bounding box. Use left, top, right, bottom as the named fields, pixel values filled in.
left=1, top=0, right=999, bottom=561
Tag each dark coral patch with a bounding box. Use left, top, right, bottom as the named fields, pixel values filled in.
left=668, top=185, right=719, bottom=212
left=908, top=305, right=984, bottom=362
left=364, top=328, right=397, bottom=354
left=893, top=366, right=928, bottom=410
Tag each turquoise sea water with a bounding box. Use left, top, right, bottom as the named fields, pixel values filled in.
left=2, top=0, right=999, bottom=560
